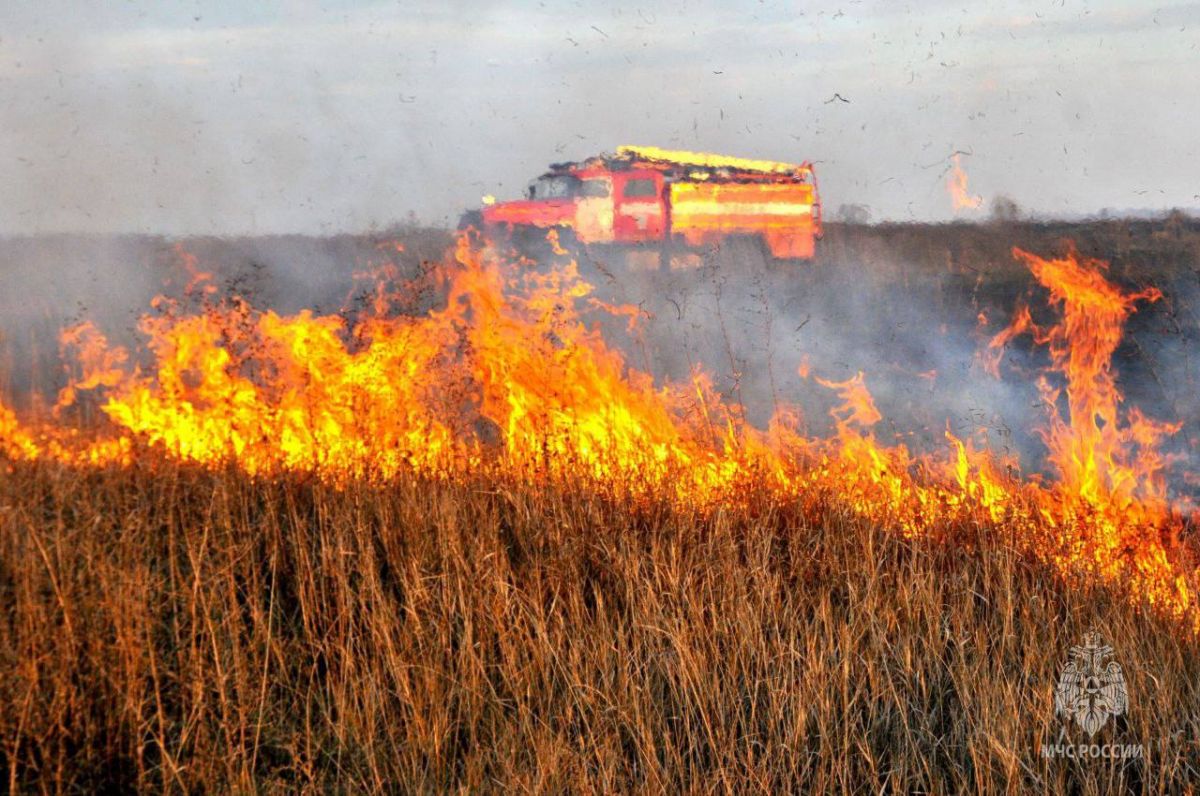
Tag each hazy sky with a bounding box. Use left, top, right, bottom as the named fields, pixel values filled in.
left=2, top=0, right=1198, bottom=234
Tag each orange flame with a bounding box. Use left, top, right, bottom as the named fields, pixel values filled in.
left=0, top=235, right=1195, bottom=627
left=990, top=246, right=1177, bottom=515
left=0, top=402, right=40, bottom=461
left=947, top=154, right=983, bottom=212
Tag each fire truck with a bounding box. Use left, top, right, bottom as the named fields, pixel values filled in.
left=470, top=145, right=822, bottom=261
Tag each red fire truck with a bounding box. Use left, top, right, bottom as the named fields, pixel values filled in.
left=470, top=145, right=822, bottom=261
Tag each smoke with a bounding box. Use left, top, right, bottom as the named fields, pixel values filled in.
left=579, top=238, right=1037, bottom=460
left=0, top=228, right=450, bottom=401
left=571, top=226, right=1198, bottom=501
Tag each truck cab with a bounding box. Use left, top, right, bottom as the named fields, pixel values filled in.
left=482, top=166, right=667, bottom=248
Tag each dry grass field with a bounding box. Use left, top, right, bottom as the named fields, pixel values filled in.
left=2, top=459, right=1199, bottom=793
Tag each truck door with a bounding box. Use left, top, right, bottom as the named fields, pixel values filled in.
left=613, top=170, right=665, bottom=243
left=573, top=176, right=615, bottom=244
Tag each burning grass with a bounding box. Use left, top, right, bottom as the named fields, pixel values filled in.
left=1, top=230, right=1199, bottom=790
left=3, top=235, right=1196, bottom=618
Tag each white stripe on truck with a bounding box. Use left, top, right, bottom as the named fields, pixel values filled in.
left=671, top=202, right=813, bottom=216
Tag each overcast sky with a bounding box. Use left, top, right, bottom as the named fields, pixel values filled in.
left=1, top=0, right=1198, bottom=234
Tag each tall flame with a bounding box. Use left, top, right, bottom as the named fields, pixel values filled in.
left=0, top=235, right=1195, bottom=627
left=947, top=153, right=984, bottom=212
left=987, top=247, right=1177, bottom=515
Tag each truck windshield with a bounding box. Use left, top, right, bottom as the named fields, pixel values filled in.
left=527, top=175, right=611, bottom=200
left=529, top=175, right=579, bottom=199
